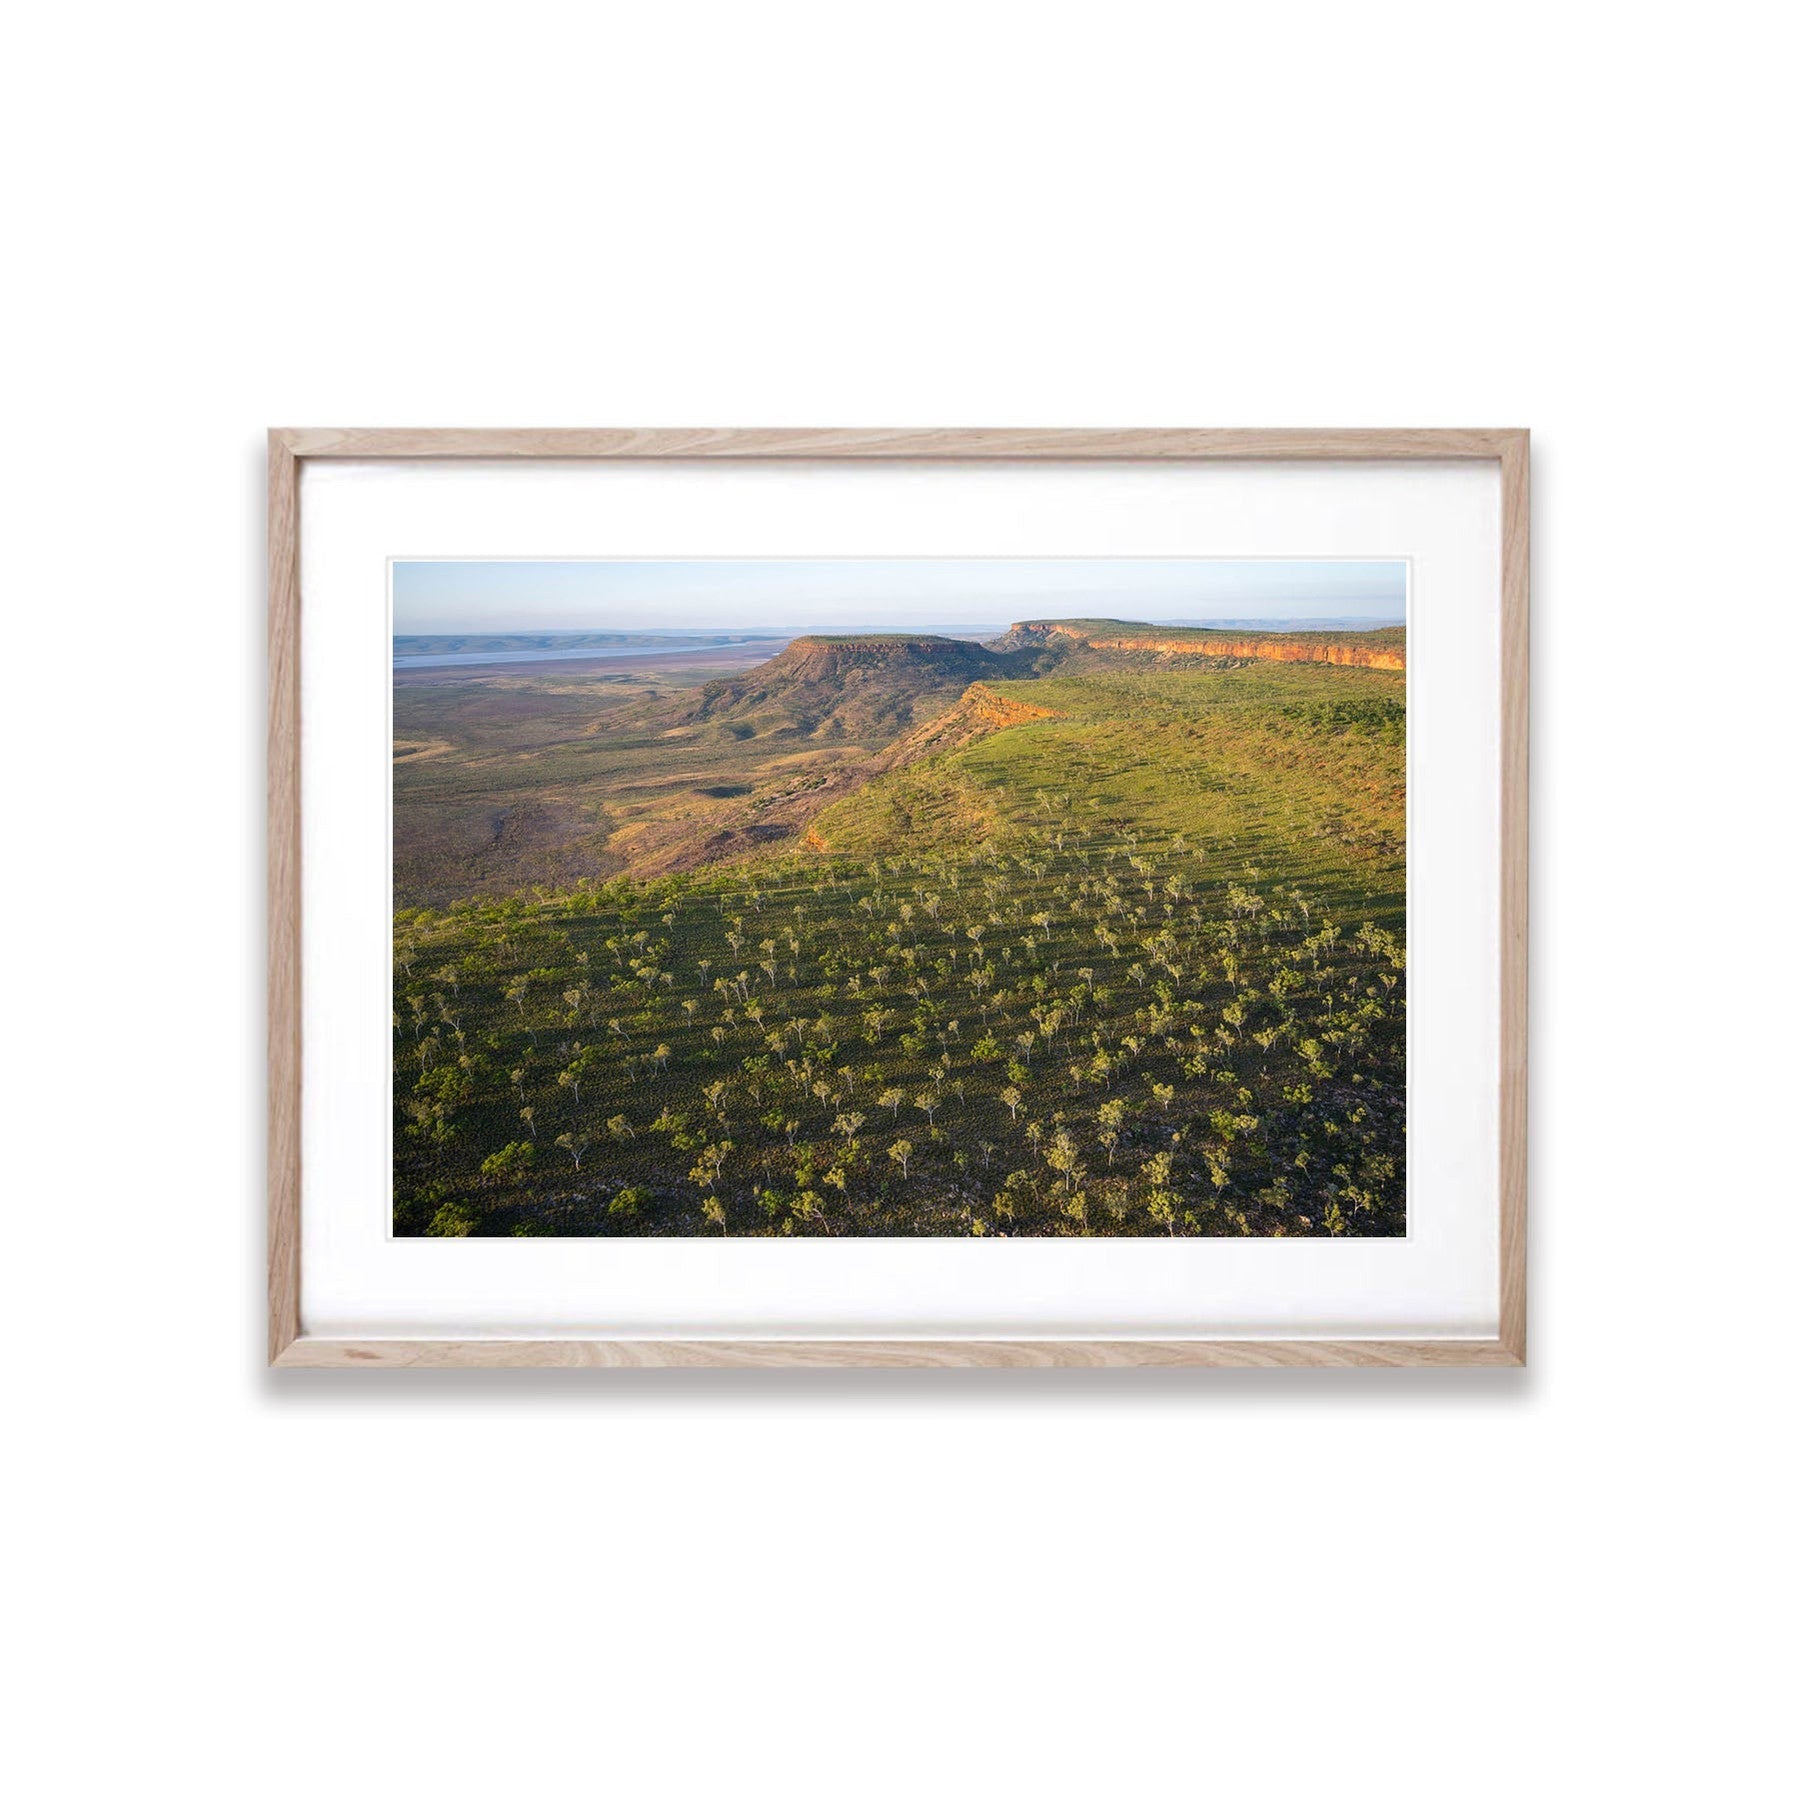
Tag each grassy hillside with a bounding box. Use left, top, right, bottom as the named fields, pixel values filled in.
left=393, top=635, right=1406, bottom=1238
left=810, top=662, right=1404, bottom=929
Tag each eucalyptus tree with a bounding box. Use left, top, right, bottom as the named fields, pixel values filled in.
left=1096, top=1099, right=1126, bottom=1164
left=689, top=1139, right=732, bottom=1195
left=480, top=1140, right=535, bottom=1182
left=1044, top=1128, right=1084, bottom=1200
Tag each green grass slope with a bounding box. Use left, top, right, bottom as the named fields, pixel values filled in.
left=808, top=661, right=1404, bottom=929
left=393, top=650, right=1405, bottom=1239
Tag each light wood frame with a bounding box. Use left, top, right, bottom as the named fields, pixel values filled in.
left=270, top=428, right=1528, bottom=1368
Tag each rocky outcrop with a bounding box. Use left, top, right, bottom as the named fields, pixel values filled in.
left=773, top=635, right=998, bottom=673
left=1006, top=618, right=1405, bottom=671
left=875, top=680, right=1057, bottom=773
left=960, top=681, right=1058, bottom=726
left=681, top=634, right=1023, bottom=743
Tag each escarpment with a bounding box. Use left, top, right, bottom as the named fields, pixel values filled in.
left=1005, top=618, right=1406, bottom=671
left=960, top=682, right=1057, bottom=727
left=680, top=634, right=1028, bottom=743
left=601, top=620, right=1401, bottom=877
left=875, top=680, right=1058, bottom=773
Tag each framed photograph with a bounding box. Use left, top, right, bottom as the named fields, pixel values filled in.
left=270, top=429, right=1527, bottom=1367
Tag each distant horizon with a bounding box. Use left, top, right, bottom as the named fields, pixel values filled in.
left=393, top=615, right=1406, bottom=646
left=392, top=558, right=1408, bottom=636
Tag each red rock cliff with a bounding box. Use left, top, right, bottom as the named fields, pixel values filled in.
left=1011, top=619, right=1405, bottom=672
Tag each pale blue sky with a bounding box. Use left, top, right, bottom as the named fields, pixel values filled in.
left=392, top=558, right=1407, bottom=635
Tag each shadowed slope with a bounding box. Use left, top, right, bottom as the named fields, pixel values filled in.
left=677, top=635, right=1043, bottom=742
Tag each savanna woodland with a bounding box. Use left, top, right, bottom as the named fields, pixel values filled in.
left=394, top=616, right=1406, bottom=1237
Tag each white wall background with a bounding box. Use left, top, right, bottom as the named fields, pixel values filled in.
left=5, top=5, right=1792, bottom=1796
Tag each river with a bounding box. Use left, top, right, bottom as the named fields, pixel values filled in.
left=392, top=639, right=781, bottom=670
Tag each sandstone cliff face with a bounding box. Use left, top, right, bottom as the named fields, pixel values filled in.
left=1009, top=619, right=1405, bottom=672
left=958, top=681, right=1058, bottom=727
left=875, top=680, right=1057, bottom=772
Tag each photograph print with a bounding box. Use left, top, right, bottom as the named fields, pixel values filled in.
left=393, top=558, right=1407, bottom=1239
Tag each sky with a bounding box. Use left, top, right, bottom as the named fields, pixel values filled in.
left=392, top=558, right=1407, bottom=635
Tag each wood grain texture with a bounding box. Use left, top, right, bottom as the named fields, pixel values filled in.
left=267, top=426, right=1529, bottom=1369
left=267, top=433, right=301, bottom=1364
left=275, top=1337, right=1524, bottom=1370
left=1498, top=434, right=1530, bottom=1363
left=273, top=426, right=1526, bottom=462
